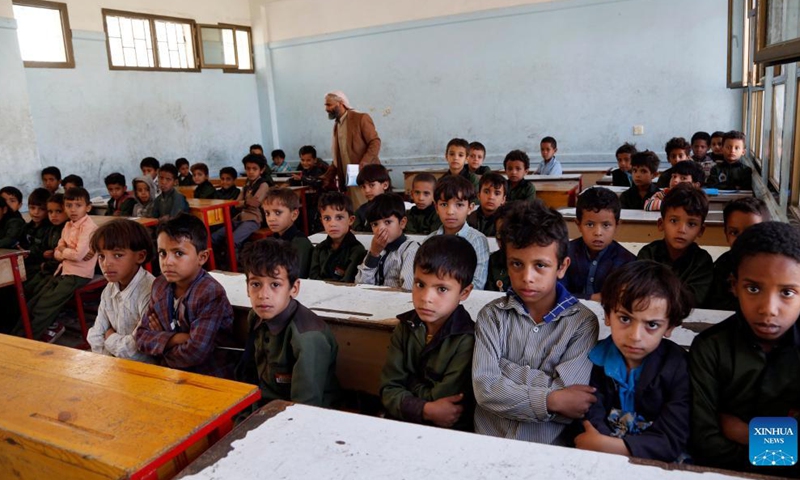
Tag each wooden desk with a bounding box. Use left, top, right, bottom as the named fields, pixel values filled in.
left=587, top=186, right=752, bottom=210
left=176, top=186, right=197, bottom=199
left=535, top=180, right=580, bottom=209
left=563, top=166, right=612, bottom=188
left=0, top=334, right=259, bottom=480
left=0, top=249, right=31, bottom=338
left=209, top=177, right=248, bottom=188
left=177, top=401, right=749, bottom=480
left=187, top=199, right=238, bottom=272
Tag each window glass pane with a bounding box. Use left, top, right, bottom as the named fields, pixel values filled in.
left=106, top=16, right=120, bottom=38
left=235, top=30, right=251, bottom=70
left=109, top=36, right=124, bottom=65
left=120, top=17, right=134, bottom=48
left=12, top=4, right=67, bottom=62
left=154, top=20, right=194, bottom=69
left=222, top=29, right=236, bottom=65
left=770, top=83, right=785, bottom=186
left=766, top=0, right=800, bottom=46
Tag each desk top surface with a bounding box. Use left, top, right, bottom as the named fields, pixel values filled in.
left=559, top=207, right=724, bottom=224
left=186, top=198, right=238, bottom=209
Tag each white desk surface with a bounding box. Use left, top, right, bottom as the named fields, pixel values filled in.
left=559, top=207, right=724, bottom=224
left=178, top=402, right=744, bottom=480
left=563, top=166, right=613, bottom=173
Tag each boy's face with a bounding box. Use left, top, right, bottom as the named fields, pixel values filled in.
left=631, top=165, right=654, bottom=187
left=28, top=204, right=47, bottom=224
left=667, top=149, right=689, bottom=166
left=446, top=146, right=468, bottom=173
left=658, top=207, right=705, bottom=252
left=64, top=198, right=91, bottom=223
left=135, top=182, right=151, bottom=204
left=158, top=172, right=175, bottom=192
left=616, top=153, right=632, bottom=172
left=97, top=246, right=146, bottom=288
left=435, top=196, right=472, bottom=234
left=540, top=142, right=557, bottom=161
left=244, top=162, right=263, bottom=181
left=506, top=241, right=570, bottom=312
left=42, top=174, right=60, bottom=193
left=141, top=167, right=157, bottom=179
left=299, top=153, right=316, bottom=170
left=723, top=138, right=745, bottom=163
left=157, top=233, right=207, bottom=286
left=263, top=200, right=299, bottom=235
left=47, top=201, right=67, bottom=225
left=220, top=174, right=235, bottom=189
left=668, top=173, right=695, bottom=189
left=606, top=297, right=673, bottom=370
left=468, top=149, right=485, bottom=171
left=272, top=156, right=285, bottom=166
left=192, top=169, right=208, bottom=185
left=711, top=136, right=724, bottom=154
left=735, top=253, right=800, bottom=344
left=724, top=211, right=763, bottom=247
left=247, top=267, right=299, bottom=321
left=505, top=160, right=527, bottom=184
left=576, top=209, right=618, bottom=255
left=360, top=180, right=389, bottom=202
left=107, top=183, right=126, bottom=200
left=178, top=164, right=190, bottom=177
left=478, top=183, right=506, bottom=215
left=412, top=266, right=473, bottom=329
left=370, top=215, right=407, bottom=244
left=411, top=180, right=435, bottom=210
left=691, top=139, right=709, bottom=159
left=320, top=205, right=353, bottom=242
left=1, top=193, right=20, bottom=212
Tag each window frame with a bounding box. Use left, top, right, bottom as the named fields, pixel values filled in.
left=12, top=0, right=75, bottom=69
left=727, top=0, right=748, bottom=88
left=221, top=24, right=254, bottom=74
left=754, top=0, right=800, bottom=66
left=197, top=23, right=237, bottom=69
left=101, top=8, right=200, bottom=73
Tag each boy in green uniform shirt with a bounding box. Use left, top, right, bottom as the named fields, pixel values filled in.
left=380, top=235, right=477, bottom=431
left=310, top=192, right=366, bottom=283
left=467, top=172, right=507, bottom=237
left=191, top=163, right=217, bottom=199
left=236, top=238, right=341, bottom=407
left=504, top=150, right=536, bottom=203
left=262, top=187, right=313, bottom=278
left=405, top=173, right=441, bottom=235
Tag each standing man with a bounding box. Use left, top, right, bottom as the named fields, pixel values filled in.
left=323, top=91, right=381, bottom=205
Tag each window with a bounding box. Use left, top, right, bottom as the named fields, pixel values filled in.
left=769, top=82, right=785, bottom=188
left=102, top=9, right=198, bottom=71
left=12, top=0, right=74, bottom=68
left=755, top=0, right=800, bottom=65
left=198, top=24, right=254, bottom=73
left=728, top=0, right=748, bottom=87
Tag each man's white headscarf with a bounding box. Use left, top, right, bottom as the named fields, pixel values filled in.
left=326, top=90, right=352, bottom=110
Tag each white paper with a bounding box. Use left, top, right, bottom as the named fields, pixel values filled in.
left=346, top=164, right=359, bottom=187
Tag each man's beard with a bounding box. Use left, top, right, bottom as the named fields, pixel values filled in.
left=328, top=111, right=336, bottom=120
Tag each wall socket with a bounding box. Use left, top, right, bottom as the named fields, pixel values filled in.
left=633, top=125, right=645, bottom=135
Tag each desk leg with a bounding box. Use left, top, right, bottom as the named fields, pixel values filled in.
left=11, top=259, right=32, bottom=339
left=223, top=206, right=237, bottom=272
left=203, top=211, right=216, bottom=270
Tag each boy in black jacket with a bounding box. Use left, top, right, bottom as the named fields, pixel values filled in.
left=309, top=192, right=366, bottom=283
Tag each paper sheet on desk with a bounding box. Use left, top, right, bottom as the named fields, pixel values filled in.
left=346, top=165, right=359, bottom=187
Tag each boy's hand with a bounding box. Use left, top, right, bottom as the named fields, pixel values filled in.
left=422, top=394, right=464, bottom=428
left=369, top=228, right=389, bottom=256
left=148, top=313, right=163, bottom=331
left=575, top=421, right=630, bottom=455
left=546, top=385, right=597, bottom=419
left=720, top=413, right=749, bottom=445
left=104, top=327, right=116, bottom=340
left=55, top=245, right=66, bottom=253
left=166, top=333, right=191, bottom=348
left=589, top=293, right=602, bottom=302
left=43, top=250, right=54, bottom=259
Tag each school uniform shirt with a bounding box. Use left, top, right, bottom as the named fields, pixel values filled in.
left=309, top=231, right=367, bottom=283
left=39, top=222, right=65, bottom=275
left=289, top=165, right=326, bottom=190
left=236, top=300, right=341, bottom=408
left=134, top=270, right=235, bottom=379
left=705, top=251, right=737, bottom=311
left=405, top=205, right=441, bottom=235
left=214, top=186, right=241, bottom=201
left=611, top=168, right=633, bottom=187
left=54, top=215, right=98, bottom=279
left=472, top=284, right=599, bottom=445
left=706, top=161, right=753, bottom=190
left=270, top=161, right=291, bottom=174
left=20, top=218, right=52, bottom=272
left=690, top=314, right=800, bottom=473
left=380, top=305, right=476, bottom=432
left=178, top=174, right=195, bottom=187
left=236, top=178, right=270, bottom=225
left=442, top=166, right=480, bottom=192
left=193, top=180, right=217, bottom=199
left=0, top=210, right=25, bottom=248
left=152, top=188, right=190, bottom=218
left=507, top=179, right=536, bottom=203
left=355, top=234, right=419, bottom=290
left=535, top=157, right=563, bottom=176
left=560, top=238, right=636, bottom=299
left=585, top=337, right=690, bottom=462
left=486, top=250, right=510, bottom=292
left=637, top=240, right=714, bottom=307
left=642, top=188, right=669, bottom=212
left=656, top=168, right=674, bottom=189
left=273, top=225, right=313, bottom=279
left=427, top=223, right=490, bottom=290
left=105, top=192, right=136, bottom=216
left=352, top=201, right=373, bottom=233
left=693, top=156, right=716, bottom=180
left=619, top=184, right=659, bottom=210
left=467, top=208, right=499, bottom=238
left=86, top=267, right=156, bottom=363
left=472, top=166, right=492, bottom=176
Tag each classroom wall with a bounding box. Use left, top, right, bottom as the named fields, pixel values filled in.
left=262, top=0, right=741, bottom=185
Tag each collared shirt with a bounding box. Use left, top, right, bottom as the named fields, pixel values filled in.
left=560, top=238, right=636, bottom=299
left=270, top=161, right=291, bottom=173
left=472, top=286, right=598, bottom=445
left=643, top=188, right=669, bottom=211
left=619, top=183, right=659, bottom=210
left=535, top=157, right=563, bottom=176
left=427, top=223, right=490, bottom=290
left=54, top=214, right=98, bottom=279
left=274, top=225, right=313, bottom=278
left=467, top=207, right=499, bottom=237
left=355, top=235, right=419, bottom=290
left=637, top=239, right=714, bottom=306
left=405, top=205, right=441, bottom=235
left=152, top=188, right=189, bottom=218
left=87, top=267, right=156, bottom=363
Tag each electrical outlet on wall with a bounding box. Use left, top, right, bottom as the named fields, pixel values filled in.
left=633, top=125, right=645, bottom=135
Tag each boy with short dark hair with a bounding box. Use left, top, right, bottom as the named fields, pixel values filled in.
left=504, top=149, right=536, bottom=203
left=707, top=130, right=752, bottom=190
left=135, top=214, right=235, bottom=378
left=468, top=141, right=491, bottom=176
left=611, top=143, right=636, bottom=187
left=691, top=131, right=715, bottom=178
left=619, top=150, right=659, bottom=209
left=24, top=193, right=68, bottom=298
left=19, top=188, right=52, bottom=276
left=355, top=193, right=419, bottom=290
left=353, top=163, right=391, bottom=232
left=176, top=158, right=194, bottom=186
left=0, top=186, right=22, bottom=212
left=637, top=183, right=713, bottom=306
left=41, top=166, right=63, bottom=194
left=0, top=196, right=24, bottom=248
left=212, top=154, right=270, bottom=255
left=561, top=187, right=635, bottom=300
left=467, top=172, right=507, bottom=237
left=427, top=176, right=490, bottom=290
left=705, top=197, right=769, bottom=310
left=250, top=144, right=264, bottom=156
left=262, top=187, right=313, bottom=278
left=690, top=221, right=800, bottom=474
left=191, top=163, right=216, bottom=199
left=656, top=137, right=691, bottom=189
left=535, top=136, right=563, bottom=176
left=310, top=192, right=366, bottom=283
left=152, top=164, right=189, bottom=220
left=270, top=149, right=290, bottom=173
left=380, top=235, right=478, bottom=431
left=104, top=173, right=135, bottom=216
left=61, top=174, right=83, bottom=191
left=140, top=157, right=161, bottom=195
left=236, top=238, right=341, bottom=407
left=290, top=145, right=326, bottom=190
left=473, top=200, right=599, bottom=444
left=709, top=131, right=725, bottom=162
left=442, top=138, right=479, bottom=191
left=214, top=167, right=241, bottom=200
left=405, top=173, right=441, bottom=235
left=643, top=160, right=704, bottom=212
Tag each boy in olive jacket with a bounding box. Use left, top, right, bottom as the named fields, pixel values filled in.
left=310, top=192, right=366, bottom=283
left=380, top=235, right=477, bottom=432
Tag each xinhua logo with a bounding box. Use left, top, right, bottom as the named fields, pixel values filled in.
left=750, top=417, right=798, bottom=466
